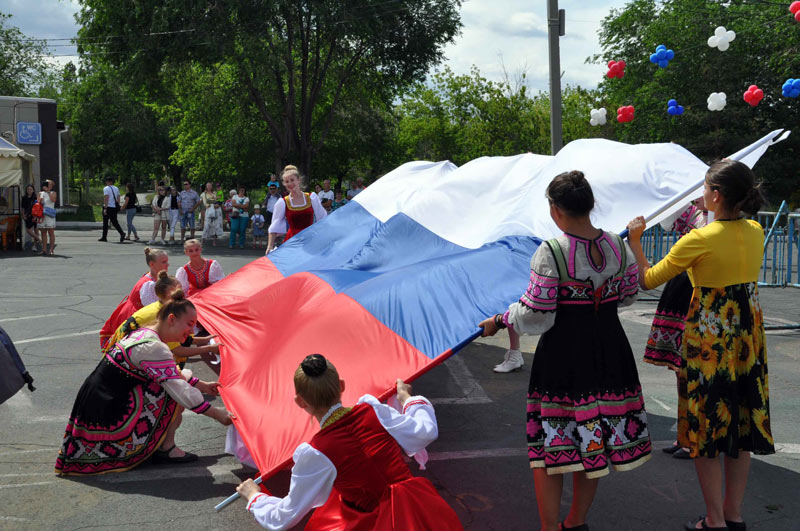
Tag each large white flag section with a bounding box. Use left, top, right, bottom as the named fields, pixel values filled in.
left=194, top=131, right=786, bottom=485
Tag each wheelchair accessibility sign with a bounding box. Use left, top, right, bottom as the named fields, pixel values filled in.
left=16, top=122, right=42, bottom=145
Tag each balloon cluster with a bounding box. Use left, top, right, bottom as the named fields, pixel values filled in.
left=707, top=92, right=727, bottom=111
left=649, top=45, right=674, bottom=68
left=667, top=99, right=684, bottom=115
left=743, top=85, right=764, bottom=106
left=617, top=105, right=635, bottom=123
left=782, top=79, right=800, bottom=98
left=589, top=108, right=607, bottom=126
left=707, top=26, right=736, bottom=51
left=606, top=60, right=626, bottom=79
left=790, top=2, right=800, bottom=22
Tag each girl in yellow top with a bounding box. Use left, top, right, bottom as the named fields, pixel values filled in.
left=627, top=160, right=774, bottom=531
left=104, top=272, right=221, bottom=366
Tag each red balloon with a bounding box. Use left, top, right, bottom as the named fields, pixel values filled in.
left=795, top=11, right=800, bottom=22
left=606, top=60, right=626, bottom=79
left=791, top=1, right=800, bottom=14
left=616, top=105, right=635, bottom=123
left=743, top=85, right=764, bottom=107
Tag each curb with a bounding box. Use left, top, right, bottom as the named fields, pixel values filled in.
left=57, top=222, right=102, bottom=230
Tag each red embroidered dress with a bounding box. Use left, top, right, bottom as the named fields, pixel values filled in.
left=182, top=259, right=216, bottom=296
left=99, top=272, right=153, bottom=349
left=284, top=193, right=315, bottom=241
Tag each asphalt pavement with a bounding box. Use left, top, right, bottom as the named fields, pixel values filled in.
left=0, top=229, right=798, bottom=531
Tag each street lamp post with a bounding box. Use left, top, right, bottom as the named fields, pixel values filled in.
left=547, top=0, right=565, bottom=155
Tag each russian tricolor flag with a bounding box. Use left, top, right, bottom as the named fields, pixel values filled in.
left=192, top=135, right=781, bottom=480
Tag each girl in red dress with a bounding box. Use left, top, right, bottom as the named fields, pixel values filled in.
left=236, top=354, right=462, bottom=531
left=176, top=238, right=225, bottom=297
left=99, top=247, right=169, bottom=349
left=266, top=165, right=327, bottom=254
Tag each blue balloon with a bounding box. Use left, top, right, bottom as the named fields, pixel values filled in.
left=677, top=105, right=685, bottom=115
left=668, top=99, right=677, bottom=106
left=666, top=50, right=675, bottom=60
left=793, top=79, right=800, bottom=89
left=656, top=49, right=666, bottom=60
left=782, top=78, right=800, bottom=98
left=658, top=60, right=669, bottom=68
left=667, top=100, right=684, bottom=116
left=656, top=44, right=666, bottom=51
left=650, top=53, right=658, bottom=63
left=650, top=45, right=674, bottom=68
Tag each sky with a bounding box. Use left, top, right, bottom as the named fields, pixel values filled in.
left=3, top=0, right=628, bottom=92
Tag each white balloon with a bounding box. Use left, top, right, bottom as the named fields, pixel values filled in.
left=714, top=26, right=727, bottom=37
left=707, top=36, right=718, bottom=48
left=708, top=26, right=734, bottom=52
left=707, top=92, right=727, bottom=111
left=590, top=118, right=598, bottom=126
left=589, top=108, right=606, bottom=126
left=726, top=30, right=736, bottom=42
left=718, top=41, right=729, bottom=51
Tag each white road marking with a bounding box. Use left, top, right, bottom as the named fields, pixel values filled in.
left=427, top=448, right=527, bottom=461
left=14, top=329, right=100, bottom=345
left=0, top=516, right=31, bottom=522
left=0, top=313, right=64, bottom=323
left=0, top=448, right=53, bottom=457
left=647, top=395, right=673, bottom=412
left=0, top=481, right=55, bottom=490
left=438, top=355, right=492, bottom=404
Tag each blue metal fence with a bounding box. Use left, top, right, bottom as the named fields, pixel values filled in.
left=639, top=202, right=799, bottom=288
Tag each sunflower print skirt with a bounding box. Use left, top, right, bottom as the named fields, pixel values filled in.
left=678, top=282, right=775, bottom=458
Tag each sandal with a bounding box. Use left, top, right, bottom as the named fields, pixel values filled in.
left=673, top=447, right=691, bottom=459
left=662, top=441, right=681, bottom=454
left=684, top=516, right=728, bottom=530
left=725, top=521, right=745, bottom=531
left=151, top=445, right=198, bottom=465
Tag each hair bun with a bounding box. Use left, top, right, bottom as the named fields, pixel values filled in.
left=301, top=354, right=327, bottom=377
left=170, top=289, right=186, bottom=302
left=157, top=270, right=169, bottom=280
left=144, top=247, right=152, bottom=256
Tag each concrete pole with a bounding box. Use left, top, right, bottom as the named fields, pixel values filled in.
left=547, top=0, right=564, bottom=155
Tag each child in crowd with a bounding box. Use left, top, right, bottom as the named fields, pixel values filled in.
left=175, top=239, right=225, bottom=296
left=202, top=201, right=224, bottom=246
left=330, top=190, right=348, bottom=211
left=479, top=170, right=650, bottom=531
left=250, top=204, right=266, bottom=248
left=236, top=354, right=462, bottom=530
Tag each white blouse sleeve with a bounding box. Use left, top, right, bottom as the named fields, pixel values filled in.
left=357, top=394, right=438, bottom=455
left=209, top=260, right=225, bottom=284
left=268, top=198, right=287, bottom=234
left=175, top=267, right=189, bottom=292
left=503, top=244, right=559, bottom=336
left=309, top=193, right=327, bottom=222
left=139, top=281, right=157, bottom=307
left=129, top=340, right=210, bottom=413
left=246, top=443, right=336, bottom=530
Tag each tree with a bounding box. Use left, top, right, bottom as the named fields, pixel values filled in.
left=594, top=0, right=800, bottom=201
left=0, top=13, right=53, bottom=96
left=75, top=0, right=462, bottom=178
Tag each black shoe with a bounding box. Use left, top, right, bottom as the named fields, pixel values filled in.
left=150, top=446, right=198, bottom=465
left=97, top=238, right=107, bottom=242
left=662, top=442, right=681, bottom=454
left=673, top=447, right=691, bottom=459
left=725, top=521, right=745, bottom=531
left=119, top=235, right=126, bottom=243
left=560, top=522, right=589, bottom=531
left=684, top=516, right=728, bottom=530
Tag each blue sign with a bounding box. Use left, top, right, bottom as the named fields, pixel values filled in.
left=16, top=122, right=42, bottom=145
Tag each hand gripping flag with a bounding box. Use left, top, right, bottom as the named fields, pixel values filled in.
left=192, top=134, right=785, bottom=481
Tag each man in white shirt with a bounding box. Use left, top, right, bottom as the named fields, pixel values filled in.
left=318, top=179, right=334, bottom=212
left=264, top=181, right=281, bottom=227
left=99, top=176, right=126, bottom=243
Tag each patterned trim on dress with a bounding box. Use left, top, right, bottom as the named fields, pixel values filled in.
left=673, top=205, right=704, bottom=236
left=183, top=260, right=212, bottom=291
left=188, top=377, right=200, bottom=386
left=644, top=310, right=686, bottom=369
left=518, top=270, right=559, bottom=312
left=284, top=193, right=311, bottom=211
left=247, top=493, right=266, bottom=511
left=191, top=401, right=211, bottom=414
left=526, top=387, right=652, bottom=478
left=139, top=359, right=183, bottom=384
left=402, top=399, right=430, bottom=414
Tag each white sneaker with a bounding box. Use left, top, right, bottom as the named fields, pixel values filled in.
left=147, top=239, right=155, bottom=245
left=158, top=239, right=166, bottom=245
left=493, top=349, right=524, bottom=373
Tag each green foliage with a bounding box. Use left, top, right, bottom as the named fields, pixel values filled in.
left=75, top=0, right=462, bottom=178
left=0, top=13, right=54, bottom=96
left=393, top=66, right=601, bottom=165
left=595, top=0, right=800, bottom=201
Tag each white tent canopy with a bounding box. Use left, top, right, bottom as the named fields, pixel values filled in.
left=0, top=137, right=34, bottom=188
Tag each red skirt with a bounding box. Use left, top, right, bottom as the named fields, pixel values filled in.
left=307, top=476, right=462, bottom=531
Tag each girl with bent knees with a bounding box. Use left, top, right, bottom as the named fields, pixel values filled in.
left=55, top=290, right=233, bottom=475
